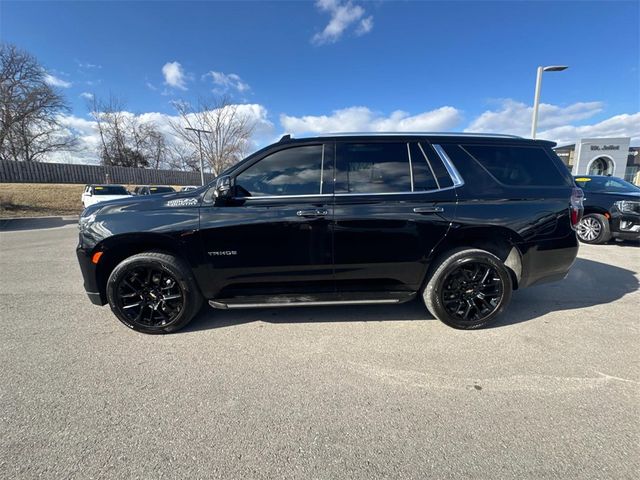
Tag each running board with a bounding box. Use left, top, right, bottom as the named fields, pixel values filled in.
left=209, top=292, right=415, bottom=310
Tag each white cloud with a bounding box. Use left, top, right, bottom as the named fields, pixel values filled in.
left=467, top=99, right=604, bottom=135
left=162, top=61, right=188, bottom=90
left=44, top=73, right=72, bottom=88
left=76, top=61, right=102, bottom=70
left=465, top=99, right=639, bottom=144
left=79, top=92, right=94, bottom=100
left=206, top=71, right=251, bottom=94
left=47, top=104, right=274, bottom=165
left=356, top=15, right=373, bottom=36
left=312, top=0, right=373, bottom=45
left=280, top=106, right=463, bottom=135
left=538, top=113, right=640, bottom=146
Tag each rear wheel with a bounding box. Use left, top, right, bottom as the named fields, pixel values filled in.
left=576, top=214, right=611, bottom=244
left=106, top=251, right=203, bottom=334
left=422, top=248, right=512, bottom=329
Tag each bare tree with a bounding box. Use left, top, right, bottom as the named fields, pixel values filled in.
left=0, top=43, right=76, bottom=161
left=89, top=95, right=168, bottom=169
left=170, top=95, right=256, bottom=176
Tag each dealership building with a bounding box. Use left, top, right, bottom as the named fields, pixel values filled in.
left=553, top=137, right=640, bottom=184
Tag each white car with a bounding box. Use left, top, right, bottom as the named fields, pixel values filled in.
left=82, top=184, right=130, bottom=208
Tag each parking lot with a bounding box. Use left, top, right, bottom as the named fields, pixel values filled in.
left=0, top=223, right=638, bottom=479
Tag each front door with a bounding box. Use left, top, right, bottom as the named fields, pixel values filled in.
left=199, top=143, right=334, bottom=299
left=332, top=140, right=458, bottom=293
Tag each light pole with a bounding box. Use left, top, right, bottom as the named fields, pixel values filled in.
left=530, top=65, right=568, bottom=139
left=185, top=127, right=212, bottom=185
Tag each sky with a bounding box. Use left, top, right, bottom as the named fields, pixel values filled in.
left=2, top=0, right=639, bottom=164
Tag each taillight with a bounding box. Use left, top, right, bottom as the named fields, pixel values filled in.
left=570, top=187, right=584, bottom=229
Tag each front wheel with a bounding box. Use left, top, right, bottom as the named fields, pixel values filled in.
left=106, top=251, right=203, bottom=334
left=422, top=248, right=513, bottom=329
left=576, top=214, right=611, bottom=244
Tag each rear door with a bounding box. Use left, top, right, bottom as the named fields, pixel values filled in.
left=332, top=140, right=459, bottom=293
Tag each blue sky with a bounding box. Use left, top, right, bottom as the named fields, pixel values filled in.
left=2, top=0, right=639, bottom=161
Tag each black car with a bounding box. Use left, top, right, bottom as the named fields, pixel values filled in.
left=573, top=175, right=640, bottom=244
left=77, top=133, right=582, bottom=334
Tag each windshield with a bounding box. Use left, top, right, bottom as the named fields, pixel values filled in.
left=93, top=185, right=128, bottom=195
left=574, top=176, right=640, bottom=193
left=148, top=186, right=175, bottom=194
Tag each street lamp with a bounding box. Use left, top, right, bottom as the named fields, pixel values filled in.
left=530, top=65, right=568, bottom=139
left=185, top=127, right=212, bottom=186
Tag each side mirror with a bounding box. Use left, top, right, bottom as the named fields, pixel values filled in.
left=214, top=175, right=232, bottom=199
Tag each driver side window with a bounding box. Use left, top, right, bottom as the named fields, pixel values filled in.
left=235, top=145, right=324, bottom=197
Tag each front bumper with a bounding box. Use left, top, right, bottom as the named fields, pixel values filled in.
left=76, top=241, right=106, bottom=306
left=611, top=212, right=640, bottom=241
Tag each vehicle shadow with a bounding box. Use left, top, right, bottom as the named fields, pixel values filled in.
left=184, top=257, right=639, bottom=333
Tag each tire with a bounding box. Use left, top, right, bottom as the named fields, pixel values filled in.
left=422, top=248, right=513, bottom=330
left=576, top=214, right=611, bottom=244
left=106, top=251, right=203, bottom=334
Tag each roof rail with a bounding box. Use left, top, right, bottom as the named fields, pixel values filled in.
left=292, top=132, right=523, bottom=139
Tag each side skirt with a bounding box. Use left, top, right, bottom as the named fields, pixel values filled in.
left=209, top=291, right=416, bottom=310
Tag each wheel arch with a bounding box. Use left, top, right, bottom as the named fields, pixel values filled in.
left=426, top=226, right=523, bottom=290
left=93, top=232, right=192, bottom=303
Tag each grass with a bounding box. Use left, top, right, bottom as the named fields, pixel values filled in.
left=0, top=183, right=187, bottom=218
left=0, top=183, right=85, bottom=217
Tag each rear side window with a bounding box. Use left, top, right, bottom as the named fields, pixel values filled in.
left=408, top=143, right=438, bottom=191
left=336, top=142, right=411, bottom=194
left=462, top=145, right=566, bottom=186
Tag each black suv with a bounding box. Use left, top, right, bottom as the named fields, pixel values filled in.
left=77, top=133, right=582, bottom=334
left=573, top=175, right=640, bottom=244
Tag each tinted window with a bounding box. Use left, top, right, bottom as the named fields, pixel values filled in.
left=462, top=145, right=566, bottom=186
left=236, top=145, right=323, bottom=196
left=575, top=176, right=640, bottom=193
left=336, top=142, right=411, bottom=194
left=409, top=143, right=438, bottom=191
left=92, top=185, right=128, bottom=195
left=149, top=186, right=175, bottom=194
left=421, top=143, right=454, bottom=188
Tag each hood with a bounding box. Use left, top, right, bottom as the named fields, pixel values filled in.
left=81, top=189, right=204, bottom=218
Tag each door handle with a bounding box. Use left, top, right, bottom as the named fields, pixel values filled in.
left=413, top=206, right=444, bottom=214
left=297, top=209, right=328, bottom=217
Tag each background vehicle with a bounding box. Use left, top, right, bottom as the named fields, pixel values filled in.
left=573, top=175, right=640, bottom=244
left=81, top=184, right=130, bottom=208
left=181, top=186, right=199, bottom=192
left=133, top=185, right=176, bottom=195
left=77, top=133, right=581, bottom=334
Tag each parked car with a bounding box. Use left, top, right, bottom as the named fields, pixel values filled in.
left=77, top=133, right=582, bottom=334
left=81, top=184, right=130, bottom=208
left=573, top=175, right=640, bottom=244
left=133, top=185, right=176, bottom=195
left=181, top=185, right=199, bottom=192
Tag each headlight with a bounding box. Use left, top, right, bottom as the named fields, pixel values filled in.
left=614, top=200, right=640, bottom=214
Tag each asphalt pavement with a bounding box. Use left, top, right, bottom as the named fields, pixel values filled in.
left=1, top=223, right=638, bottom=479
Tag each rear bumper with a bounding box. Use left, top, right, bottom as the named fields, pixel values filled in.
left=518, top=233, right=579, bottom=288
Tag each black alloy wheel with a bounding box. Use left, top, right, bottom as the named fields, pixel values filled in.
left=116, top=266, right=185, bottom=328
left=422, top=248, right=513, bottom=329
left=440, top=261, right=504, bottom=324
left=106, top=251, right=203, bottom=334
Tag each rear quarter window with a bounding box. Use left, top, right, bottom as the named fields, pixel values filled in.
left=462, top=144, right=567, bottom=187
